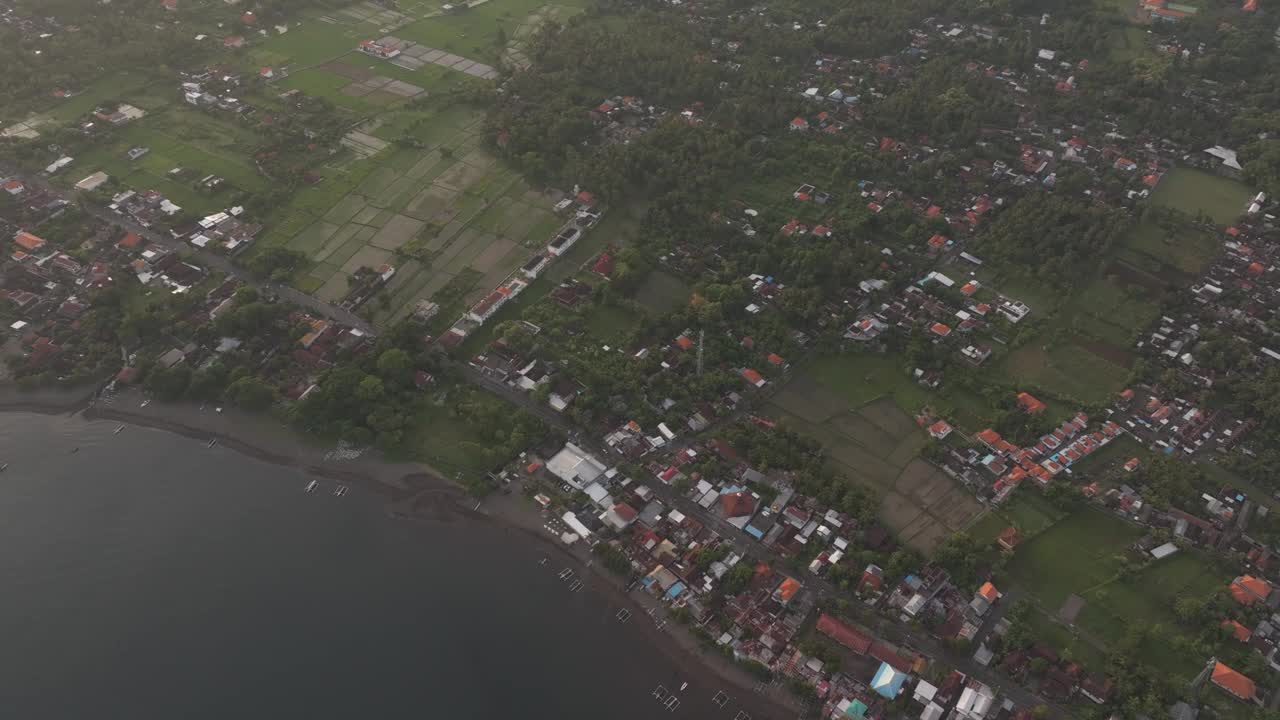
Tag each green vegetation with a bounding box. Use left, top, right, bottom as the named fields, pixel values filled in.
left=1151, top=168, right=1254, bottom=225
left=1006, top=508, right=1144, bottom=609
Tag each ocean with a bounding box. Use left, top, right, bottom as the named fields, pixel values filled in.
left=0, top=412, right=750, bottom=720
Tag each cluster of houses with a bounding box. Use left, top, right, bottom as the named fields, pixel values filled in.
left=438, top=189, right=602, bottom=349
left=587, top=96, right=670, bottom=145
left=180, top=66, right=255, bottom=115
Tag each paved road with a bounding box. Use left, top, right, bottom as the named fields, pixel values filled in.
left=11, top=171, right=376, bottom=334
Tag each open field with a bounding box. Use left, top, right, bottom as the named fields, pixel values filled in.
left=803, top=351, right=993, bottom=429
left=1151, top=167, right=1254, bottom=225
left=1078, top=551, right=1230, bottom=677
left=996, top=341, right=1129, bottom=405
left=1121, top=217, right=1220, bottom=276
left=768, top=370, right=981, bottom=552
left=634, top=270, right=692, bottom=314
left=968, top=489, right=1066, bottom=543
left=60, top=104, right=275, bottom=215
left=254, top=106, right=563, bottom=321
left=1006, top=508, right=1144, bottom=609
left=252, top=0, right=588, bottom=111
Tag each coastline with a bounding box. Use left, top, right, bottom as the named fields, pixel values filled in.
left=0, top=384, right=802, bottom=719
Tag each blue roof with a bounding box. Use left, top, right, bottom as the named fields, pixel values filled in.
left=744, top=525, right=765, bottom=539
left=870, top=662, right=908, bottom=699
left=845, top=699, right=868, bottom=718
left=666, top=582, right=685, bottom=599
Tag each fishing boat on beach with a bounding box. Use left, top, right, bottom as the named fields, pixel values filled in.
left=305, top=480, right=318, bottom=493
left=207, top=438, right=217, bottom=448
left=114, top=425, right=125, bottom=434
left=0, top=463, right=7, bottom=472
left=334, top=485, right=348, bottom=497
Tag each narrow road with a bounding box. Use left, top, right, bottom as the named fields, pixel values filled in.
left=461, top=367, right=1067, bottom=717
left=10, top=170, right=376, bottom=334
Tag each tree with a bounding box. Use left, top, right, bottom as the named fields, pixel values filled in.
left=376, top=348, right=412, bottom=383
left=356, top=375, right=385, bottom=403
left=225, top=376, right=275, bottom=411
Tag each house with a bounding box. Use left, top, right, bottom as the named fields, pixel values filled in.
left=1223, top=619, right=1252, bottom=642
left=3, top=179, right=25, bottom=195
left=602, top=502, right=639, bottom=531
left=1079, top=674, right=1113, bottom=704
left=741, top=368, right=766, bottom=388
left=223, top=35, right=246, bottom=49
left=74, top=171, right=109, bottom=192
left=928, top=420, right=952, bottom=440
left=1230, top=575, right=1272, bottom=606
left=157, top=348, right=186, bottom=369
left=789, top=117, right=809, bottom=132
left=591, top=252, right=614, bottom=277
left=1204, top=146, right=1244, bottom=178
left=1015, top=392, right=1046, bottom=414
left=13, top=231, right=46, bottom=252
left=359, top=39, right=402, bottom=59
left=1210, top=661, right=1256, bottom=701
left=816, top=613, right=873, bottom=653
left=996, top=526, right=1022, bottom=553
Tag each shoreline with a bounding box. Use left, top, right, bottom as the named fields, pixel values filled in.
left=0, top=385, right=801, bottom=719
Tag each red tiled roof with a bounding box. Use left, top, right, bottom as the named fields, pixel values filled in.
left=996, top=526, right=1022, bottom=549
left=1212, top=661, right=1256, bottom=700
left=776, top=577, right=801, bottom=601
left=976, top=428, right=1002, bottom=445
left=1016, top=392, right=1046, bottom=414
left=14, top=231, right=45, bottom=251
left=816, top=613, right=872, bottom=653
left=591, top=252, right=614, bottom=276
left=978, top=581, right=999, bottom=602
left=719, top=490, right=756, bottom=518
left=1231, top=575, right=1272, bottom=605
left=1223, top=619, right=1252, bottom=642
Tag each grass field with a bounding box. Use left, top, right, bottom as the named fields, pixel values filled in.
left=253, top=104, right=565, bottom=322
left=803, top=352, right=993, bottom=429
left=1007, top=508, right=1143, bottom=608
left=997, top=342, right=1129, bottom=405
left=968, top=491, right=1065, bottom=543
left=1078, top=551, right=1230, bottom=677
left=767, top=359, right=983, bottom=551
left=1121, top=217, right=1220, bottom=276
left=1151, top=167, right=1254, bottom=225
left=633, top=270, right=691, bottom=314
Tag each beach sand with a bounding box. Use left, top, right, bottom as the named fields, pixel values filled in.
left=0, top=383, right=803, bottom=720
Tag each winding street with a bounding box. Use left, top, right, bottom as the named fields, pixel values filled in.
left=462, top=367, right=1068, bottom=718
left=15, top=165, right=1064, bottom=715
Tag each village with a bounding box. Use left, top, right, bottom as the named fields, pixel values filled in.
left=3, top=0, right=1280, bottom=716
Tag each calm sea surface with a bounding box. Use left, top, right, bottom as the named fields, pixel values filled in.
left=0, top=412, right=744, bottom=720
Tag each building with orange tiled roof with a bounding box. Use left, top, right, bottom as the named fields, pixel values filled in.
left=996, top=526, right=1022, bottom=553
left=1016, top=392, right=1047, bottom=414
left=1211, top=661, right=1256, bottom=701
left=1222, top=619, right=1252, bottom=642
left=13, top=231, right=45, bottom=252
left=1231, top=575, right=1272, bottom=605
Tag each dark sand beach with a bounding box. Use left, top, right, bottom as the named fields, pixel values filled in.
left=0, top=383, right=802, bottom=719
